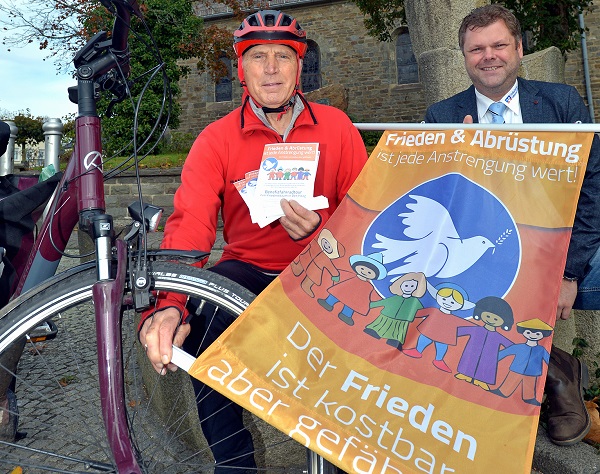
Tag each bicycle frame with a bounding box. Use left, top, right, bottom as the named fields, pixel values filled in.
left=10, top=1, right=146, bottom=471
left=5, top=2, right=333, bottom=472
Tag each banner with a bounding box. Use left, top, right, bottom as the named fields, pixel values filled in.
left=189, top=128, right=592, bottom=473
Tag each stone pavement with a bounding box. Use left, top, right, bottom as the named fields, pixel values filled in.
left=59, top=231, right=600, bottom=474
left=534, top=427, right=600, bottom=473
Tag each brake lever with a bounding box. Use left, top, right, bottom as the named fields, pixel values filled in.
left=101, top=73, right=131, bottom=116
left=105, top=97, right=121, bottom=118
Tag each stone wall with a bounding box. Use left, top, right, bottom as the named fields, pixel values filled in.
left=104, top=168, right=182, bottom=228
left=176, top=1, right=600, bottom=136
left=176, top=0, right=425, bottom=135
left=564, top=4, right=600, bottom=122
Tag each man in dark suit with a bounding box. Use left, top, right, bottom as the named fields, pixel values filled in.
left=426, top=4, right=600, bottom=447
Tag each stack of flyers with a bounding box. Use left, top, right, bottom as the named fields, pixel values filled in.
left=236, top=143, right=329, bottom=228
left=233, top=170, right=259, bottom=210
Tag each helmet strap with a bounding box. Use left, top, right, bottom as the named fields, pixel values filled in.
left=262, top=96, right=295, bottom=121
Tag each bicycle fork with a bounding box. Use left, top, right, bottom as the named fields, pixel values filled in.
left=92, top=216, right=143, bottom=473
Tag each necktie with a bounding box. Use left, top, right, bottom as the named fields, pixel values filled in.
left=488, top=101, right=507, bottom=123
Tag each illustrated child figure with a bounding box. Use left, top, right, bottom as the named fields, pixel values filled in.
left=491, top=318, right=553, bottom=405
left=403, top=283, right=469, bottom=373
left=364, top=272, right=427, bottom=351
left=290, top=228, right=345, bottom=297
left=317, top=252, right=387, bottom=326
left=455, top=296, right=514, bottom=390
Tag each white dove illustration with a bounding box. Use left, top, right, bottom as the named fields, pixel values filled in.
left=373, top=194, right=495, bottom=278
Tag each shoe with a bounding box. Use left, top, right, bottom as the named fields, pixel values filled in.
left=300, top=278, right=315, bottom=297
left=291, top=260, right=303, bottom=276
left=455, top=373, right=472, bottom=383
left=317, top=298, right=334, bottom=311
left=363, top=328, right=381, bottom=339
left=473, top=379, right=489, bottom=390
left=545, top=345, right=591, bottom=446
left=524, top=398, right=541, bottom=406
left=338, top=313, right=354, bottom=326
left=386, top=339, right=402, bottom=350
left=403, top=348, right=422, bottom=359
left=489, top=388, right=508, bottom=398
left=0, top=389, right=18, bottom=442
left=432, top=359, right=451, bottom=373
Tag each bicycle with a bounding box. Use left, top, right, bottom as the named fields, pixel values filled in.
left=0, top=0, right=311, bottom=472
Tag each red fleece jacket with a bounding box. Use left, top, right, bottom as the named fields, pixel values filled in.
left=144, top=94, right=368, bottom=323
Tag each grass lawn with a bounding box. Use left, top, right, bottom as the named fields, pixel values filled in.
left=44, top=152, right=188, bottom=172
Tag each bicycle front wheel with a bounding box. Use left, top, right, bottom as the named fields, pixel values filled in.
left=0, top=260, right=307, bottom=473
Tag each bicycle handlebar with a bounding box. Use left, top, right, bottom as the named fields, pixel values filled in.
left=69, top=0, right=142, bottom=112
left=108, top=0, right=141, bottom=79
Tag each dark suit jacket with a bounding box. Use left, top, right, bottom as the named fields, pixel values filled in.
left=425, top=77, right=600, bottom=278
left=0, top=121, right=9, bottom=157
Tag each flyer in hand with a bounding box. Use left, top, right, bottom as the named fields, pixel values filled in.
left=248, top=142, right=328, bottom=227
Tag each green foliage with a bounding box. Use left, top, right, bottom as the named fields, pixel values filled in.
left=12, top=114, right=45, bottom=147
left=160, top=131, right=196, bottom=154
left=572, top=337, right=600, bottom=400
left=503, top=0, right=593, bottom=53
left=102, top=152, right=186, bottom=170
left=352, top=0, right=405, bottom=42
left=351, top=0, right=592, bottom=53
left=360, top=129, right=384, bottom=148
left=60, top=115, right=76, bottom=161
left=349, top=114, right=384, bottom=148
left=12, top=113, right=45, bottom=167
left=83, top=0, right=205, bottom=156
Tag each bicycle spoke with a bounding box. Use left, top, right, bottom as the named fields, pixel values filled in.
left=0, top=262, right=308, bottom=473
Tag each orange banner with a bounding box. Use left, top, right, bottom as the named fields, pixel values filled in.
left=190, top=128, right=592, bottom=473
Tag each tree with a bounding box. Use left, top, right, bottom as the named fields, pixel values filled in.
left=0, top=0, right=244, bottom=157
left=79, top=0, right=204, bottom=156
left=502, top=0, right=592, bottom=53
left=12, top=113, right=45, bottom=168
left=351, top=0, right=593, bottom=53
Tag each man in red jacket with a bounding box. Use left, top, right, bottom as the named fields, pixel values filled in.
left=139, top=10, right=367, bottom=472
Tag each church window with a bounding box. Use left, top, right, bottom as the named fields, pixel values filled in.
left=396, top=29, right=418, bottom=84
left=301, top=40, right=321, bottom=92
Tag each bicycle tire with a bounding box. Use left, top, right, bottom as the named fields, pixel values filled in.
left=0, top=260, right=307, bottom=473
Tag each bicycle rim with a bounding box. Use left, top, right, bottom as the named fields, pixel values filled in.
left=0, top=261, right=307, bottom=473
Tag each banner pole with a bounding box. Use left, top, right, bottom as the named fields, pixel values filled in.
left=353, top=122, right=600, bottom=132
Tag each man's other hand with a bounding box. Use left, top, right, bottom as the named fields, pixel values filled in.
left=139, top=307, right=190, bottom=374
left=279, top=199, right=320, bottom=240
left=557, top=279, right=578, bottom=320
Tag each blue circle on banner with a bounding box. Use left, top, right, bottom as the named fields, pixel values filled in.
left=262, top=157, right=278, bottom=171
left=362, top=173, right=520, bottom=315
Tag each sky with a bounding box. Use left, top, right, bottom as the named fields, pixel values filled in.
left=1, top=42, right=79, bottom=119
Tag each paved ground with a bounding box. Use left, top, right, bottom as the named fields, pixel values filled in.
left=534, top=427, right=600, bottom=474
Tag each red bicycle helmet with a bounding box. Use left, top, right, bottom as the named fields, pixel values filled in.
left=233, top=10, right=307, bottom=59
